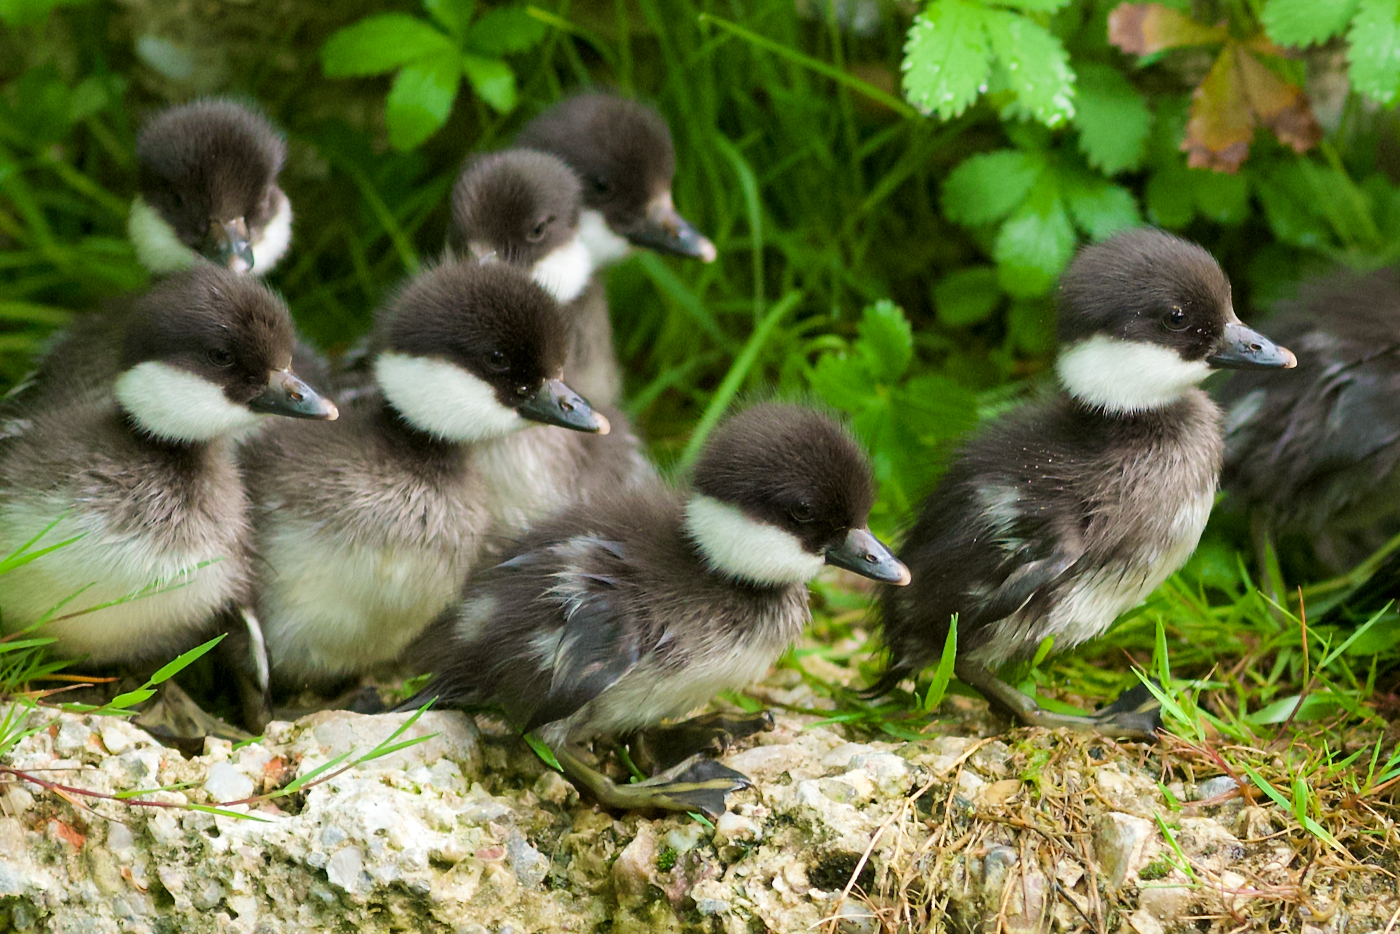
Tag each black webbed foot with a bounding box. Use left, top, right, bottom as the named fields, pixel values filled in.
left=553, top=746, right=752, bottom=817
left=630, top=710, right=775, bottom=773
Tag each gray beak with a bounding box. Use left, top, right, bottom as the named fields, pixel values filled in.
left=516, top=378, right=610, bottom=434
left=248, top=369, right=338, bottom=420
left=1206, top=322, right=1297, bottom=370
left=625, top=194, right=717, bottom=263
left=825, top=527, right=911, bottom=585
left=209, top=217, right=255, bottom=272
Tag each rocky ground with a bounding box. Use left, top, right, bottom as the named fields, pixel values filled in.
left=3, top=670, right=1397, bottom=934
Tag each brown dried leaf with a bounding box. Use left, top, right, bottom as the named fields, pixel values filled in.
left=1183, top=45, right=1253, bottom=173
left=1108, top=3, right=1228, bottom=55
left=1237, top=50, right=1322, bottom=154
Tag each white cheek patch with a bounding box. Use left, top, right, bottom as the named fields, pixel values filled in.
left=683, top=494, right=825, bottom=587
left=1056, top=335, right=1214, bottom=414
left=127, top=195, right=199, bottom=275
left=577, top=209, right=632, bottom=268
left=531, top=235, right=594, bottom=304
left=115, top=361, right=263, bottom=443
left=250, top=191, right=293, bottom=277
left=375, top=352, right=522, bottom=442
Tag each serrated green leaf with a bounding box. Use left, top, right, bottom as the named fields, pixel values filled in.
left=320, top=14, right=455, bottom=78
left=987, top=0, right=1070, bottom=10
left=942, top=149, right=1045, bottom=226
left=1064, top=175, right=1140, bottom=241
left=809, top=353, right=875, bottom=412
left=385, top=52, right=461, bottom=150
left=855, top=300, right=913, bottom=379
left=1255, top=163, right=1332, bottom=248
left=994, top=175, right=1076, bottom=298
left=1262, top=0, right=1359, bottom=48
left=461, top=52, right=516, bottom=112
left=1349, top=0, right=1400, bottom=106
left=1145, top=168, right=1195, bottom=229
left=983, top=9, right=1075, bottom=127
left=467, top=6, right=547, bottom=55
left=423, top=0, right=474, bottom=38
left=934, top=265, right=1002, bottom=326
left=902, top=0, right=993, bottom=121
left=1191, top=169, right=1250, bottom=224
left=1072, top=62, right=1151, bottom=174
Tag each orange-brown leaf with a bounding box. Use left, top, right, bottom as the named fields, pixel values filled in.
left=1237, top=50, right=1322, bottom=154
left=1183, top=45, right=1253, bottom=172
left=1108, top=3, right=1228, bottom=55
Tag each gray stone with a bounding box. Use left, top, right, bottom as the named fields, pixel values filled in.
left=1094, top=812, right=1155, bottom=889
left=326, top=846, right=365, bottom=893
left=203, top=761, right=255, bottom=803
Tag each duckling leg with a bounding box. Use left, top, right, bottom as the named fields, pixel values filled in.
left=552, top=745, right=752, bottom=818
left=630, top=710, right=776, bottom=773
left=954, top=660, right=1160, bottom=740
left=218, top=605, right=273, bottom=733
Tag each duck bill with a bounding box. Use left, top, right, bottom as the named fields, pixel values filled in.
left=825, top=527, right=911, bottom=585
left=1206, top=322, right=1297, bottom=370
left=208, top=217, right=255, bottom=272
left=625, top=194, right=717, bottom=262
left=248, top=369, right=339, bottom=420
left=517, top=378, right=610, bottom=434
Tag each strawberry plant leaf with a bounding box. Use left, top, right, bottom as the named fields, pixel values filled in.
left=423, top=0, right=475, bottom=39
left=1073, top=62, right=1152, bottom=174
left=467, top=6, right=547, bottom=55
left=934, top=265, right=1002, bottom=326
left=855, top=299, right=913, bottom=380
left=993, top=174, right=1075, bottom=297
left=942, top=149, right=1045, bottom=226
left=385, top=51, right=461, bottom=150
left=1063, top=173, right=1140, bottom=240
left=902, top=0, right=993, bottom=121
left=1108, top=3, right=1228, bottom=55
left=1261, top=0, right=1359, bottom=49
left=321, top=14, right=455, bottom=78
left=983, top=9, right=1075, bottom=127
left=1348, top=0, right=1400, bottom=106
left=461, top=52, right=516, bottom=112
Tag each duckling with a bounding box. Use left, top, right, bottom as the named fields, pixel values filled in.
left=1218, top=267, right=1400, bottom=574
left=241, top=261, right=608, bottom=698
left=0, top=266, right=335, bottom=667
left=517, top=92, right=716, bottom=406
left=413, top=403, right=908, bottom=817
left=128, top=98, right=292, bottom=277
left=870, top=229, right=1296, bottom=738
left=444, top=148, right=654, bottom=525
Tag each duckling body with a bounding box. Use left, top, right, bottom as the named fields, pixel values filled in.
left=874, top=229, right=1296, bottom=736
left=243, top=262, right=607, bottom=692
left=0, top=267, right=335, bottom=664
left=418, top=403, right=907, bottom=815
left=1219, top=267, right=1400, bottom=571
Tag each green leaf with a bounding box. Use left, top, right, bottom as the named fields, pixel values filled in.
left=993, top=174, right=1076, bottom=298
left=942, top=149, right=1044, bottom=226
left=934, top=265, right=1002, bottom=326
left=1263, top=0, right=1359, bottom=48
left=809, top=354, right=875, bottom=412
left=923, top=615, right=959, bottom=711
left=385, top=52, right=462, bottom=150
left=902, top=0, right=993, bottom=121
left=855, top=300, right=913, bottom=379
left=320, top=14, right=456, bottom=78
left=1191, top=169, right=1250, bottom=224
left=423, top=0, right=474, bottom=38
left=987, top=0, right=1070, bottom=9
left=466, top=6, right=547, bottom=55
left=109, top=689, right=155, bottom=708
left=1063, top=175, right=1140, bottom=241
left=1145, top=168, right=1195, bottom=229
left=460, top=52, right=516, bottom=112
left=1255, top=163, right=1332, bottom=248
left=1072, top=63, right=1152, bottom=175
left=523, top=733, right=563, bottom=771
left=983, top=9, right=1075, bottom=127
left=148, top=635, right=226, bottom=685
left=1007, top=298, right=1056, bottom=354
left=1349, top=0, right=1400, bottom=106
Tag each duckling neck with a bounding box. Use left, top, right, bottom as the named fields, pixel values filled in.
left=374, top=352, right=522, bottom=443
left=1055, top=335, right=1212, bottom=415
left=682, top=494, right=825, bottom=588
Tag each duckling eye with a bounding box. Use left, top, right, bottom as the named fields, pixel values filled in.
left=789, top=502, right=816, bottom=523
left=526, top=216, right=553, bottom=243
left=486, top=350, right=511, bottom=373
left=207, top=348, right=234, bottom=367
left=591, top=177, right=610, bottom=195
left=1164, top=306, right=1188, bottom=331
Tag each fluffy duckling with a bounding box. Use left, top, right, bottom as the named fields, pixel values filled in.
left=413, top=403, right=908, bottom=816
left=1219, top=267, right=1400, bottom=573
left=128, top=98, right=292, bottom=277
left=0, top=266, right=335, bottom=667
left=241, top=261, right=608, bottom=698
left=871, top=229, right=1296, bottom=738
